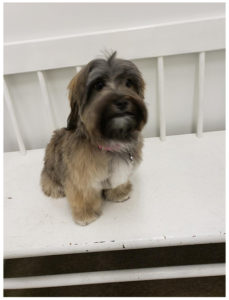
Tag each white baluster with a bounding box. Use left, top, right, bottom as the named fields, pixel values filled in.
left=196, top=52, right=206, bottom=138
left=4, top=78, right=26, bottom=155
left=37, top=71, right=57, bottom=131
left=157, top=57, right=166, bottom=141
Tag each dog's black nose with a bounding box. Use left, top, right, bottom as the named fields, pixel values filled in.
left=116, top=100, right=128, bottom=111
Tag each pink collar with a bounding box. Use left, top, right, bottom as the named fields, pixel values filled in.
left=98, top=144, right=121, bottom=152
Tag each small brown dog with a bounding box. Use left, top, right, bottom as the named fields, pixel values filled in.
left=40, top=52, right=147, bottom=225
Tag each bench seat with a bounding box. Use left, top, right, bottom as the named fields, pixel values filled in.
left=4, top=131, right=225, bottom=259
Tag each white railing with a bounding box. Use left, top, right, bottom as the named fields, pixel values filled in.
left=4, top=54, right=206, bottom=153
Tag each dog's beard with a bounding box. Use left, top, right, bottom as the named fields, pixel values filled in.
left=99, top=99, right=144, bottom=141
left=102, top=114, right=137, bottom=140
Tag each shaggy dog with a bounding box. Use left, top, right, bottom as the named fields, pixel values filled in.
left=40, top=52, right=147, bottom=225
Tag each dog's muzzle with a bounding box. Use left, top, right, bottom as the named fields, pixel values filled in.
left=99, top=94, right=147, bottom=140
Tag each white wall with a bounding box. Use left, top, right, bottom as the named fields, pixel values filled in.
left=4, top=3, right=225, bottom=152
left=4, top=3, right=225, bottom=43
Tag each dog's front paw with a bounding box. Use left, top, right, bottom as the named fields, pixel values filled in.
left=103, top=181, right=132, bottom=203
left=73, top=210, right=101, bottom=226
left=111, top=195, right=130, bottom=203
left=104, top=193, right=130, bottom=203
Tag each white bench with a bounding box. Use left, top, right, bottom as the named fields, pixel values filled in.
left=4, top=131, right=225, bottom=289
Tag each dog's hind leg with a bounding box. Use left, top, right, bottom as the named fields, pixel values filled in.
left=40, top=169, right=65, bottom=198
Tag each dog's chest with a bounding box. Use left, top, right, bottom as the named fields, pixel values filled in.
left=107, top=155, right=134, bottom=188
left=91, top=152, right=138, bottom=191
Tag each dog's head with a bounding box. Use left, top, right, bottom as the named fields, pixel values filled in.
left=67, top=52, right=147, bottom=144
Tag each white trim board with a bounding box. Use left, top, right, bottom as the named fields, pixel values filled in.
left=4, top=17, right=225, bottom=75
left=4, top=264, right=225, bottom=290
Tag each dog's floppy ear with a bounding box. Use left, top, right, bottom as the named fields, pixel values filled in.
left=138, top=77, right=145, bottom=99
left=67, top=73, right=80, bottom=130
left=67, top=68, right=88, bottom=130
left=67, top=101, right=78, bottom=130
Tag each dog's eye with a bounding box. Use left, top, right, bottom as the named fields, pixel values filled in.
left=126, top=79, right=133, bottom=88
left=94, top=80, right=105, bottom=91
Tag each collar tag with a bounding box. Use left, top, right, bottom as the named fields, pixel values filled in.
left=129, top=153, right=134, bottom=162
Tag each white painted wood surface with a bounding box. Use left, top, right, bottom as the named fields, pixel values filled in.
left=4, top=263, right=225, bottom=290
left=75, top=66, right=82, bottom=74
left=4, top=131, right=225, bottom=259
left=4, top=17, right=225, bottom=75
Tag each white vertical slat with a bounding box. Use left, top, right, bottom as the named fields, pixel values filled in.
left=157, top=56, right=166, bottom=141
left=196, top=52, right=206, bottom=138
left=4, top=78, right=26, bottom=155
left=37, top=71, right=57, bottom=131
left=75, top=66, right=82, bottom=74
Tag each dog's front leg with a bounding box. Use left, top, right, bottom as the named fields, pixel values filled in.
left=103, top=181, right=132, bottom=203
left=65, top=183, right=102, bottom=226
